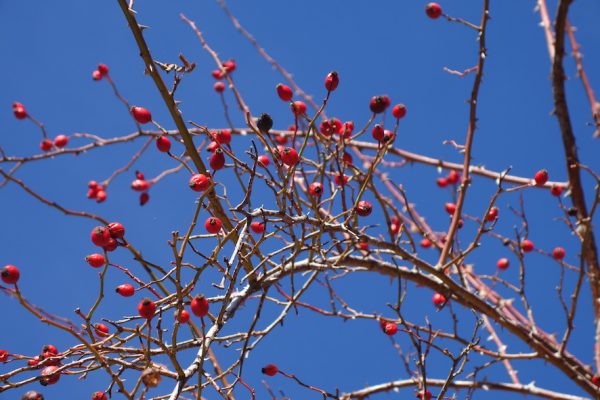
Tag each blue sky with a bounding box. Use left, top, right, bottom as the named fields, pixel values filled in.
left=1, top=1, right=600, bottom=399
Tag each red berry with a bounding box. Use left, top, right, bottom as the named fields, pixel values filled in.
left=103, top=238, right=118, bottom=252
left=88, top=180, right=99, bottom=190
left=550, top=184, right=564, bottom=196
left=140, top=192, right=150, bottom=206
left=131, top=106, right=152, bottom=124
left=534, top=169, right=549, bottom=186
left=0, top=349, right=8, bottom=362
left=436, top=177, right=449, bottom=188
left=250, top=221, right=265, bottom=234
left=342, top=152, right=353, bottom=165
left=324, top=71, right=339, bottom=91
left=223, top=59, right=236, bottom=73
left=22, top=391, right=45, bottom=400
left=131, top=179, right=149, bottom=192
left=420, top=238, right=432, bottom=248
left=372, top=124, right=384, bottom=142
left=309, top=182, right=323, bottom=197
left=97, top=63, right=109, bottom=76
left=334, top=174, right=349, bottom=186
left=205, top=217, right=223, bottom=234
left=40, top=139, right=53, bottom=152
left=92, top=391, right=108, bottom=400
left=138, top=298, right=156, bottom=319
left=211, top=69, right=225, bottom=80
left=382, top=130, right=395, bottom=144
left=191, top=295, right=209, bottom=317
left=274, top=133, right=288, bottom=145
left=496, top=258, right=510, bottom=270
left=1, top=265, right=20, bottom=285
left=108, top=222, right=125, bottom=239
left=135, top=170, right=145, bottom=181
left=432, top=292, right=446, bottom=306
left=392, top=104, right=407, bottom=119
left=212, top=129, right=232, bottom=145
left=592, top=375, right=600, bottom=386
left=207, top=141, right=219, bottom=153
left=174, top=309, right=190, bottom=324
left=291, top=101, right=307, bottom=116
left=369, top=95, right=390, bottom=114
left=444, top=202, right=457, bottom=215
left=189, top=173, right=211, bottom=192
left=53, top=135, right=68, bottom=148
left=280, top=147, right=299, bottom=167
left=93, top=323, right=109, bottom=337
left=390, top=216, right=401, bottom=234
left=552, top=246, right=566, bottom=260
left=356, top=200, right=373, bottom=217
left=91, top=226, right=112, bottom=247
left=156, top=135, right=171, bottom=152
left=40, top=365, right=60, bottom=386
left=12, top=102, right=27, bottom=119
left=486, top=207, right=499, bottom=222
left=261, top=364, right=279, bottom=376
left=85, top=254, right=105, bottom=268
left=214, top=81, right=226, bottom=93
left=210, top=148, right=226, bottom=171
left=116, top=283, right=135, bottom=297
left=42, top=344, right=58, bottom=355
left=319, top=120, right=334, bottom=136
left=447, top=170, right=460, bottom=184
left=521, top=239, right=534, bottom=253
left=258, top=155, right=270, bottom=167
left=425, top=2, right=442, bottom=19
left=342, top=121, right=354, bottom=137
left=92, top=70, right=102, bottom=81
left=357, top=242, right=369, bottom=250
left=276, top=83, right=293, bottom=101
left=417, top=390, right=433, bottom=400
left=383, top=322, right=398, bottom=336
left=95, top=190, right=107, bottom=203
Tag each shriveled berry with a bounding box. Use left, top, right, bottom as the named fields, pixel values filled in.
left=324, top=71, right=339, bottom=91
left=261, top=364, right=278, bottom=376
left=250, top=221, right=265, bottom=234
left=156, top=135, right=171, bottom=152
left=53, top=135, right=68, bottom=148
left=496, top=258, right=509, bottom=270
left=257, top=113, right=273, bottom=134
left=309, top=182, right=323, bottom=197
left=191, top=295, right=209, bottom=317
left=131, top=106, right=152, bottom=124
left=138, top=298, right=156, bottom=320
left=552, top=247, right=565, bottom=260
left=91, top=226, right=112, bottom=247
left=392, top=104, right=407, bottom=119
left=1, top=265, right=20, bottom=285
left=425, top=2, right=442, bottom=19
left=205, top=217, right=222, bottom=234
left=189, top=174, right=211, bottom=192
left=85, top=254, right=105, bottom=268
left=116, top=283, right=135, bottom=297
left=356, top=200, right=373, bottom=217
left=534, top=169, right=549, bottom=186
left=40, top=139, right=53, bottom=152
left=521, top=239, right=534, bottom=253
left=276, top=84, right=293, bottom=102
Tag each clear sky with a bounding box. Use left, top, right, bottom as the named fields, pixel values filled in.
left=1, top=1, right=600, bottom=399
